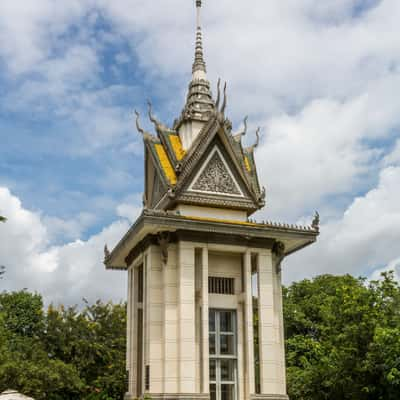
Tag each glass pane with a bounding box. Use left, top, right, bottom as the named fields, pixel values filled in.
left=220, top=334, right=235, bottom=355
left=220, top=359, right=235, bottom=382
left=209, top=310, right=216, bottom=332
left=210, top=384, right=217, bottom=400
left=221, top=384, right=235, bottom=400
left=209, top=359, right=216, bottom=382
left=220, top=311, right=233, bottom=332
left=209, top=334, right=216, bottom=355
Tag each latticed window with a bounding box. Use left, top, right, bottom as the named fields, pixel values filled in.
left=208, top=277, right=235, bottom=295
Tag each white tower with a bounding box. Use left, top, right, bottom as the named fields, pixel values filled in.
left=105, top=2, right=319, bottom=399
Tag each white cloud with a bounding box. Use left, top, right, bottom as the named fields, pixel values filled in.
left=0, top=0, right=94, bottom=74
left=1, top=0, right=400, bottom=299
left=255, top=71, right=400, bottom=220
left=370, top=257, right=400, bottom=282
left=116, top=202, right=142, bottom=224
left=0, top=186, right=130, bottom=305
left=284, top=166, right=400, bottom=283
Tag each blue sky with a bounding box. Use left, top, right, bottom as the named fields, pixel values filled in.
left=1, top=0, right=400, bottom=305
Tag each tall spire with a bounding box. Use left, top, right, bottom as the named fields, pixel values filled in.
left=193, top=0, right=206, bottom=76
left=175, top=0, right=215, bottom=150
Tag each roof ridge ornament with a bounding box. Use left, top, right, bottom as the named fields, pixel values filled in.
left=246, top=127, right=261, bottom=152
left=134, top=110, right=158, bottom=142
left=233, top=116, right=248, bottom=142
left=147, top=100, right=170, bottom=132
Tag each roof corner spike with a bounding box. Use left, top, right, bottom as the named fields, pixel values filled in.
left=192, top=0, right=207, bottom=77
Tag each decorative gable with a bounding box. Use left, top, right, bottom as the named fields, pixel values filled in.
left=188, top=147, right=244, bottom=197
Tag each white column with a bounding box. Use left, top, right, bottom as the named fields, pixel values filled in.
left=147, top=246, right=164, bottom=393
left=257, top=250, right=285, bottom=395
left=127, top=266, right=137, bottom=396
left=163, top=244, right=179, bottom=393
left=274, top=259, right=287, bottom=394
left=178, top=241, right=196, bottom=393
left=243, top=250, right=255, bottom=396
left=201, top=246, right=209, bottom=393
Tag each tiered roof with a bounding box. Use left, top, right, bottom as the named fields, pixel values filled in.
left=135, top=1, right=264, bottom=215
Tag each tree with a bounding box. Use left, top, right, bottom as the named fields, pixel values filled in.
left=284, top=273, right=400, bottom=400
left=44, top=300, right=127, bottom=400
left=0, top=291, right=84, bottom=400
left=0, top=215, right=6, bottom=222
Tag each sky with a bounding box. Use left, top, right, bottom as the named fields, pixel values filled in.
left=1, top=0, right=400, bottom=306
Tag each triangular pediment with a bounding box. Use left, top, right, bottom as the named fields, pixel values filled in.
left=188, top=146, right=244, bottom=198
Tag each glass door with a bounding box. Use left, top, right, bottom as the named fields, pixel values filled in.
left=209, top=309, right=237, bottom=400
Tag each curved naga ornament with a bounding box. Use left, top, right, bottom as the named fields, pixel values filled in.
left=233, top=116, right=248, bottom=142
left=134, top=110, right=145, bottom=135
left=134, top=109, right=157, bottom=142
left=215, top=78, right=221, bottom=110
left=220, top=82, right=227, bottom=115
left=246, top=127, right=261, bottom=152
left=147, top=100, right=169, bottom=132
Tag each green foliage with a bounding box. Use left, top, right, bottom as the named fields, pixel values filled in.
left=0, top=291, right=127, bottom=400
left=1, top=273, right=399, bottom=400
left=284, top=272, right=400, bottom=400
left=0, top=215, right=6, bottom=223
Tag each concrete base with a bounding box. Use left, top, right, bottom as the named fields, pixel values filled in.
left=125, top=394, right=210, bottom=400
left=250, top=395, right=289, bottom=400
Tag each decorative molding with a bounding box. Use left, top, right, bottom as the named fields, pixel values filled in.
left=250, top=395, right=289, bottom=400
left=312, top=211, right=320, bottom=232
left=189, top=146, right=244, bottom=197
left=272, top=241, right=286, bottom=274
left=157, top=232, right=171, bottom=264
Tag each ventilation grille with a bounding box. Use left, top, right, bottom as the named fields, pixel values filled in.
left=208, top=277, right=235, bottom=295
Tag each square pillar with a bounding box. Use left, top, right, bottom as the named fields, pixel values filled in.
left=147, top=246, right=164, bottom=394
left=201, top=246, right=209, bottom=393
left=127, top=265, right=137, bottom=396
left=178, top=241, right=196, bottom=393
left=162, top=244, right=179, bottom=393
left=257, top=251, right=287, bottom=397
left=244, top=250, right=256, bottom=397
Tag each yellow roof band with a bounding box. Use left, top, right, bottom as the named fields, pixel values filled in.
left=169, top=135, right=186, bottom=161
left=155, top=144, right=177, bottom=185
left=244, top=156, right=251, bottom=172
left=182, top=215, right=260, bottom=227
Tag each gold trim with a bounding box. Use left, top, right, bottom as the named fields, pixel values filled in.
left=169, top=135, right=186, bottom=161
left=155, top=144, right=177, bottom=185
left=244, top=156, right=251, bottom=172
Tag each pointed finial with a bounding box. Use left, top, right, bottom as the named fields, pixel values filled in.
left=192, top=0, right=206, bottom=76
